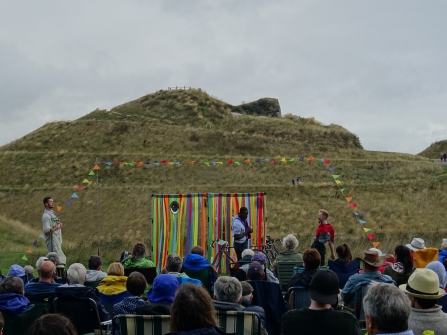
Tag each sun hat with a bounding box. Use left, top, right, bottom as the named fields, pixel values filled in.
left=147, top=274, right=179, bottom=303
left=369, top=248, right=386, bottom=257
left=426, top=261, right=447, bottom=289
left=241, top=281, right=254, bottom=296
left=362, top=251, right=385, bottom=268
left=406, top=238, right=426, bottom=251
left=7, top=264, right=25, bottom=277
left=251, top=253, right=267, bottom=265
left=399, top=268, right=445, bottom=299
left=247, top=261, right=264, bottom=279
left=309, top=269, right=339, bottom=305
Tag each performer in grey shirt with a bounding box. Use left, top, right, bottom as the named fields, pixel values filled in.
left=42, top=196, right=66, bottom=265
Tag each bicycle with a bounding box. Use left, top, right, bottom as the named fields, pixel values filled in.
left=210, top=240, right=236, bottom=272
left=251, top=235, right=282, bottom=268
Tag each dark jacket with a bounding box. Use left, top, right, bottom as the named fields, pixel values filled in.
left=287, top=268, right=318, bottom=290
left=55, top=284, right=109, bottom=321
left=237, top=255, right=253, bottom=266
left=135, top=302, right=172, bottom=315
left=241, top=300, right=266, bottom=326
left=0, top=293, right=30, bottom=315
left=212, top=300, right=245, bottom=312
left=166, top=327, right=234, bottom=335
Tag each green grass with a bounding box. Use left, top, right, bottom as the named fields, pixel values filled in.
left=0, top=88, right=446, bottom=270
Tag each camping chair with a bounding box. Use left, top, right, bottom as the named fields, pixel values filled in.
left=413, top=248, right=439, bottom=268
left=182, top=266, right=218, bottom=296
left=99, top=290, right=130, bottom=317
left=1, top=303, right=48, bottom=335
left=276, top=261, right=303, bottom=293
left=124, top=267, right=157, bottom=286
left=328, top=259, right=361, bottom=289
left=286, top=286, right=311, bottom=310
left=25, top=292, right=56, bottom=313
left=115, top=314, right=171, bottom=335
left=54, top=297, right=112, bottom=335
left=84, top=280, right=102, bottom=288
left=215, top=310, right=262, bottom=335
left=353, top=283, right=371, bottom=331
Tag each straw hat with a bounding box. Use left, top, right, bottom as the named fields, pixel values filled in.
left=362, top=250, right=385, bottom=268
left=406, top=238, right=426, bottom=251
left=399, top=268, right=445, bottom=299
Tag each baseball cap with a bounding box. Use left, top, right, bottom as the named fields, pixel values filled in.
left=247, top=261, right=264, bottom=279
left=309, top=269, right=339, bottom=305
left=252, top=253, right=267, bottom=265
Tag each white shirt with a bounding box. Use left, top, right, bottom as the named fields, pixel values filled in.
left=232, top=216, right=247, bottom=244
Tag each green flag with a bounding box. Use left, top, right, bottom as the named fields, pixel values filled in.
left=332, top=175, right=340, bottom=179
left=288, top=158, right=295, bottom=162
left=88, top=170, right=95, bottom=176
left=21, top=255, right=28, bottom=261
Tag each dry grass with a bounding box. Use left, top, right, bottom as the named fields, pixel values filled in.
left=0, top=89, right=446, bottom=267
left=419, top=139, right=447, bottom=159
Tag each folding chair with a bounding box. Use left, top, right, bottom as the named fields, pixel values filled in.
left=215, top=310, right=262, bottom=335
left=124, top=267, right=157, bottom=285
left=99, top=290, right=130, bottom=317
left=353, top=283, right=370, bottom=331
left=276, top=261, right=303, bottom=293
left=413, top=248, right=439, bottom=268
left=54, top=297, right=112, bottom=335
left=328, top=259, right=361, bottom=289
left=1, top=303, right=48, bottom=335
left=84, top=280, right=102, bottom=288
left=116, top=314, right=171, bottom=335
left=286, top=286, right=311, bottom=310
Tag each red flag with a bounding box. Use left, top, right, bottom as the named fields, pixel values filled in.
left=228, top=159, right=234, bottom=164
left=188, top=161, right=195, bottom=165
left=77, top=185, right=84, bottom=190
left=136, top=161, right=142, bottom=166
left=114, top=162, right=120, bottom=165
left=324, top=159, right=331, bottom=164
left=367, top=234, right=375, bottom=241
left=349, top=203, right=357, bottom=209
left=161, top=160, right=167, bottom=164
left=270, top=160, right=275, bottom=164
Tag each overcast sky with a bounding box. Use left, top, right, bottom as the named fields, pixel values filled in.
left=1, top=1, right=446, bottom=154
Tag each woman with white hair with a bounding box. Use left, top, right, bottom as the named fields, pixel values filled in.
left=272, top=234, right=303, bottom=272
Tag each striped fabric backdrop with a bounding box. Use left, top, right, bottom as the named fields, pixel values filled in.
left=152, top=193, right=266, bottom=273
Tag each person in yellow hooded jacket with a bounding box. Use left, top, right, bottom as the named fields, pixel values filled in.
left=97, top=262, right=127, bottom=294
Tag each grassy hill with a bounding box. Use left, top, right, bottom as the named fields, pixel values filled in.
left=419, top=140, right=447, bottom=159
left=0, top=88, right=446, bottom=267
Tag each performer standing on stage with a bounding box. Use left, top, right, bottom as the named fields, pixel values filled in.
left=311, top=209, right=335, bottom=266
left=232, top=207, right=253, bottom=261
left=42, top=197, right=66, bottom=265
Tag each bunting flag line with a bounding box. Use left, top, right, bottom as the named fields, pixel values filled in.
left=280, top=158, right=286, bottom=162
left=367, top=234, right=375, bottom=241
left=77, top=185, right=84, bottom=190
left=33, top=240, right=38, bottom=247
left=21, top=255, right=28, bottom=261
left=349, top=204, right=357, bottom=208
left=359, top=219, right=366, bottom=224
left=27, top=248, right=32, bottom=253
left=71, top=193, right=79, bottom=198
left=372, top=242, right=381, bottom=248
left=65, top=200, right=72, bottom=205
left=56, top=206, right=62, bottom=212
left=328, top=167, right=335, bottom=172
left=345, top=196, right=352, bottom=202
left=88, top=171, right=95, bottom=176
left=332, top=175, right=340, bottom=179
left=363, top=228, right=371, bottom=232
left=335, top=180, right=341, bottom=185
left=93, top=164, right=100, bottom=170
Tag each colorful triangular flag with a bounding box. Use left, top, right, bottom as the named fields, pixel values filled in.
left=280, top=158, right=286, bottom=162
left=211, top=162, right=217, bottom=165
left=71, top=193, right=79, bottom=198
left=136, top=162, right=143, bottom=166
left=228, top=159, right=234, bottom=164
left=359, top=219, right=366, bottom=224
left=65, top=200, right=72, bottom=205
left=56, top=205, right=62, bottom=212
left=354, top=211, right=359, bottom=216
left=244, top=159, right=251, bottom=163
left=153, top=162, right=160, bottom=166
left=328, top=167, right=335, bottom=172
left=288, top=158, right=295, bottom=162
left=33, top=240, right=38, bottom=247
left=332, top=175, right=340, bottom=179
left=38, top=234, right=44, bottom=239
left=340, top=188, right=345, bottom=193
left=345, top=196, right=352, bottom=202
left=77, top=185, right=84, bottom=190
left=160, top=160, right=167, bottom=164
left=270, top=160, right=275, bottom=164
left=82, top=178, right=89, bottom=183
left=217, top=162, right=223, bottom=165
left=349, top=203, right=357, bottom=208
left=299, top=156, right=305, bottom=161
left=372, top=242, right=381, bottom=248
left=145, top=161, right=150, bottom=165
left=307, top=157, right=314, bottom=161
left=93, top=164, right=100, bottom=170
left=27, top=248, right=32, bottom=253
left=204, top=162, right=210, bottom=166
left=106, top=162, right=112, bottom=166
left=255, top=158, right=261, bottom=163
left=335, top=180, right=341, bottom=185
left=324, top=159, right=331, bottom=164
left=128, top=162, right=134, bottom=166
left=363, top=227, right=371, bottom=232
left=262, top=158, right=270, bottom=162
left=188, top=161, right=195, bottom=165
left=174, top=162, right=180, bottom=165
left=234, top=162, right=241, bottom=165
left=367, top=234, right=375, bottom=241
left=88, top=170, right=95, bottom=176
left=168, top=162, right=174, bottom=165
left=21, top=255, right=28, bottom=261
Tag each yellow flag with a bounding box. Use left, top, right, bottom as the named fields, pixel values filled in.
left=335, top=180, right=341, bottom=185
left=168, top=162, right=174, bottom=165
left=217, top=162, right=223, bottom=165
left=346, top=196, right=352, bottom=202
left=363, top=227, right=371, bottom=232
left=56, top=205, right=62, bottom=212
left=280, top=157, right=286, bottom=162
left=83, top=178, right=89, bottom=183
left=372, top=242, right=380, bottom=248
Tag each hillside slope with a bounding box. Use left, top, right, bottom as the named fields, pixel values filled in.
left=419, top=140, right=447, bottom=158
left=0, top=88, right=445, bottom=264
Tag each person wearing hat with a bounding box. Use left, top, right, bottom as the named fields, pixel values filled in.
left=246, top=262, right=266, bottom=281
left=282, top=269, right=361, bottom=335
left=400, top=268, right=447, bottom=335
left=341, top=251, right=392, bottom=308
left=406, top=238, right=426, bottom=252
left=426, top=261, right=447, bottom=313
left=240, top=252, right=279, bottom=284
left=311, top=209, right=335, bottom=266
left=7, top=264, right=26, bottom=282
left=240, top=282, right=266, bottom=327
left=136, top=274, right=179, bottom=316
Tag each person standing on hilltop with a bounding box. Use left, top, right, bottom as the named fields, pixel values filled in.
left=232, top=207, right=253, bottom=261
left=311, top=209, right=335, bottom=266
left=42, top=197, right=66, bottom=265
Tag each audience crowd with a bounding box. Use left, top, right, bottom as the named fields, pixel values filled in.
left=1, top=237, right=447, bottom=335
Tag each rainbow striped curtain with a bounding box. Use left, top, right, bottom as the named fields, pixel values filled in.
left=207, top=193, right=266, bottom=273
left=152, top=194, right=208, bottom=271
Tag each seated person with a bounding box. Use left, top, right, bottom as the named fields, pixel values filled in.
left=86, top=255, right=107, bottom=283
left=7, top=265, right=26, bottom=282
left=341, top=251, right=392, bottom=308
left=282, top=269, right=361, bottom=335
left=113, top=272, right=147, bottom=334
left=122, top=242, right=155, bottom=268
left=56, top=263, right=109, bottom=321
left=426, top=260, right=447, bottom=313
left=0, top=276, right=31, bottom=315
left=24, top=260, right=61, bottom=298
left=439, top=238, right=447, bottom=269
left=28, top=257, right=48, bottom=283
left=383, top=245, right=414, bottom=286
left=240, top=253, right=279, bottom=284
left=237, top=249, right=254, bottom=267
left=165, top=253, right=202, bottom=286
left=246, top=262, right=265, bottom=281
left=182, top=246, right=217, bottom=295
left=97, top=262, right=127, bottom=295
left=272, top=234, right=303, bottom=273
left=136, top=274, right=178, bottom=315
left=287, top=248, right=321, bottom=289
left=46, top=252, right=66, bottom=282
left=333, top=244, right=352, bottom=265
left=240, top=281, right=266, bottom=327
left=24, top=265, right=35, bottom=283
left=27, top=314, right=78, bottom=335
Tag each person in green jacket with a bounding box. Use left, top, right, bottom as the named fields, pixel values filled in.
left=272, top=234, right=303, bottom=273
left=122, top=242, right=156, bottom=268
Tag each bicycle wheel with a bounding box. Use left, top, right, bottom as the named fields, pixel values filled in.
left=212, top=252, right=222, bottom=271
left=265, top=249, right=276, bottom=269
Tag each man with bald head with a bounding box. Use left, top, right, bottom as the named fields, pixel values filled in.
left=24, top=260, right=61, bottom=297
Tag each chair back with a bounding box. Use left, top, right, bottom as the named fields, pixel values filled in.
left=25, top=292, right=56, bottom=313
left=84, top=280, right=102, bottom=288
left=413, top=248, right=439, bottom=268
left=99, top=290, right=131, bottom=316
left=116, top=314, right=171, bottom=335
left=216, top=310, right=261, bottom=335
left=124, top=267, right=157, bottom=285
left=54, top=297, right=105, bottom=335
left=353, top=282, right=371, bottom=330
left=276, top=261, right=303, bottom=292
left=287, top=286, right=311, bottom=310
left=182, top=267, right=217, bottom=296
left=1, top=303, right=48, bottom=335
left=328, top=259, right=361, bottom=289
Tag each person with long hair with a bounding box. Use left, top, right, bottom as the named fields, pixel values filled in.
left=122, top=242, right=156, bottom=268
left=27, top=314, right=78, bottom=335
left=383, top=245, right=414, bottom=286
left=168, top=284, right=229, bottom=335
left=334, top=244, right=352, bottom=265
